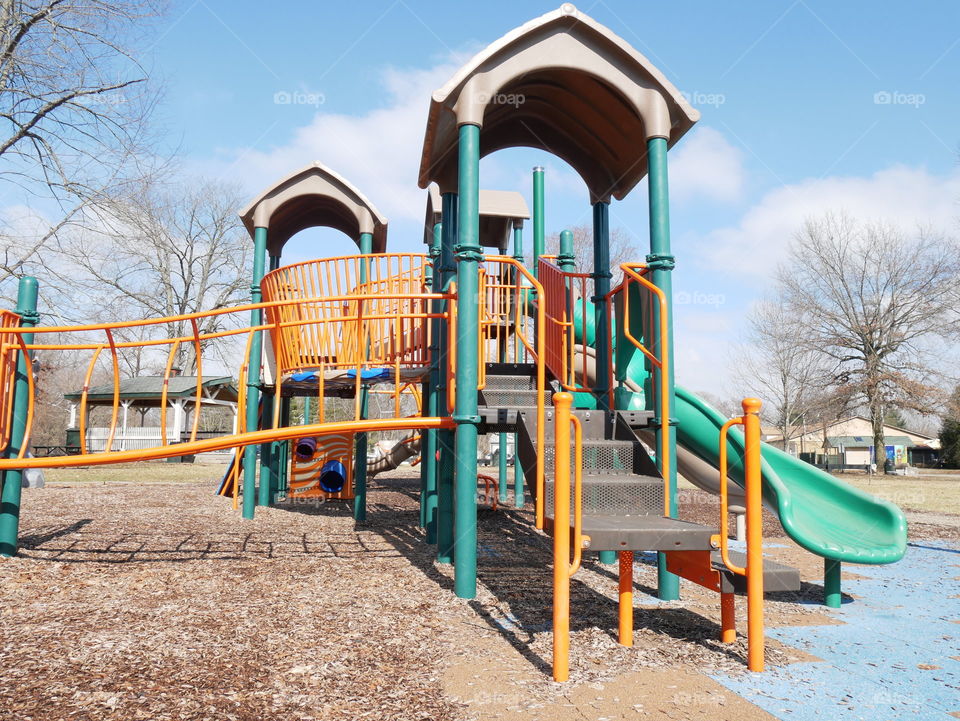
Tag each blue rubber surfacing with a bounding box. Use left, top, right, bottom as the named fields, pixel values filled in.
left=709, top=541, right=960, bottom=720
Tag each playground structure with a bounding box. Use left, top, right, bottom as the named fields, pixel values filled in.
left=0, top=5, right=907, bottom=683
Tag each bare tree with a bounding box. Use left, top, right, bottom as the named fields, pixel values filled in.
left=52, top=177, right=252, bottom=375
left=734, top=297, right=831, bottom=451
left=0, top=0, right=163, bottom=298
left=776, top=213, right=958, bottom=466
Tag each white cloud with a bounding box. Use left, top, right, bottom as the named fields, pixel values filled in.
left=669, top=126, right=745, bottom=204
left=214, top=60, right=465, bottom=226
left=696, top=165, right=960, bottom=277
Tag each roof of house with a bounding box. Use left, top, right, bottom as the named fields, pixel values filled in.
left=65, top=376, right=237, bottom=405
left=826, top=435, right=917, bottom=448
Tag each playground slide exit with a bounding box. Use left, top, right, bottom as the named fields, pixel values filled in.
left=569, top=313, right=907, bottom=565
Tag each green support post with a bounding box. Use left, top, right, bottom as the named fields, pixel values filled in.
left=591, top=207, right=616, bottom=567
left=259, top=254, right=283, bottom=507
left=824, top=559, right=842, bottom=608
left=532, top=166, right=545, bottom=278
left=512, top=224, right=524, bottom=508
left=0, top=276, right=39, bottom=557
left=354, top=231, right=373, bottom=522
left=453, top=123, right=481, bottom=599
left=436, top=192, right=458, bottom=563
left=422, top=221, right=442, bottom=541
left=274, top=397, right=290, bottom=498
left=558, top=229, right=576, bottom=273
left=592, top=202, right=611, bottom=412
left=242, top=227, right=268, bottom=519
left=303, top=396, right=312, bottom=424
left=647, top=137, right=680, bottom=601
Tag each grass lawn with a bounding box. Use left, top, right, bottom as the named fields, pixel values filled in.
left=832, top=469, right=960, bottom=516
left=41, top=459, right=230, bottom=485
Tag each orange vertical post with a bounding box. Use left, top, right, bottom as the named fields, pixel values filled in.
left=552, top=391, right=573, bottom=682
left=742, top=397, right=765, bottom=671
left=720, top=592, right=736, bottom=643
left=618, top=550, right=634, bottom=646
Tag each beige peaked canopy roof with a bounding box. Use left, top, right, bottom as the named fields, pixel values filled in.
left=239, top=162, right=388, bottom=255
left=424, top=184, right=530, bottom=249
left=418, top=4, right=699, bottom=204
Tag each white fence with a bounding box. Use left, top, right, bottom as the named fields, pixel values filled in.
left=84, top=427, right=232, bottom=454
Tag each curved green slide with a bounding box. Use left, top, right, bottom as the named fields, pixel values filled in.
left=572, top=287, right=907, bottom=565
left=667, top=385, right=907, bottom=565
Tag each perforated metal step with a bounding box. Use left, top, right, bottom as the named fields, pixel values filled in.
left=545, top=474, right=663, bottom=516
left=548, top=514, right=717, bottom=552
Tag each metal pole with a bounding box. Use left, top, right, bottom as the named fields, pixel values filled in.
left=259, top=254, right=283, bottom=507
left=354, top=231, right=373, bottom=522
left=242, top=227, right=267, bottom=519
left=592, top=202, right=611, bottom=410
left=0, top=276, right=39, bottom=557
left=552, top=391, right=573, bottom=682
left=453, top=123, right=482, bottom=599
left=742, top=397, right=765, bottom=671
left=436, top=192, right=458, bottom=563
left=647, top=137, right=680, bottom=600
left=824, top=559, right=842, bottom=608
left=512, top=223, right=525, bottom=508
left=592, top=204, right=616, bottom=566
left=532, top=166, right=545, bottom=278
left=422, top=221, right=442, bottom=536
left=558, top=229, right=576, bottom=273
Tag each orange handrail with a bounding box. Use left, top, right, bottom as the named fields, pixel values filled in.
left=617, top=263, right=671, bottom=516
left=717, top=398, right=765, bottom=672
left=482, top=256, right=546, bottom=528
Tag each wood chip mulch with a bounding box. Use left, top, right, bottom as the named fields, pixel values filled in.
left=0, top=470, right=953, bottom=720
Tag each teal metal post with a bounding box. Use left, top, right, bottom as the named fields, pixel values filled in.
left=647, top=137, right=680, bottom=600
left=0, top=277, right=39, bottom=557
left=454, top=123, right=481, bottom=599
left=558, top=229, right=576, bottom=273
left=592, top=206, right=617, bottom=566
left=824, top=559, right=842, bottom=607
left=422, top=221, right=442, bottom=542
left=303, top=396, right=312, bottom=424
left=512, top=224, right=524, bottom=508
left=532, top=166, right=545, bottom=278
left=274, top=397, right=291, bottom=498
left=354, top=231, right=373, bottom=522
left=592, top=202, right=611, bottom=411
left=436, top=192, right=458, bottom=563
left=242, top=227, right=268, bottom=519
left=259, top=254, right=284, bottom=506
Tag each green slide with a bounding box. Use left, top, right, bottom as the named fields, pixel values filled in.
left=574, top=286, right=907, bottom=565
left=667, top=384, right=907, bottom=565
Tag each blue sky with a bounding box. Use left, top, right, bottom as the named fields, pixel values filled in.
left=149, top=0, right=959, bottom=396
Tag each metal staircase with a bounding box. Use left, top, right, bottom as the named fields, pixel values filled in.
left=476, top=362, right=800, bottom=589
left=478, top=362, right=719, bottom=553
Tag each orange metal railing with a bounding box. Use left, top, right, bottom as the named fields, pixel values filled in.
left=0, top=310, right=23, bottom=453
left=551, top=391, right=585, bottom=682
left=539, top=258, right=593, bottom=393
left=608, top=262, right=671, bottom=516
left=718, top=398, right=765, bottom=672
left=478, top=256, right=546, bottom=527
left=0, top=254, right=451, bottom=467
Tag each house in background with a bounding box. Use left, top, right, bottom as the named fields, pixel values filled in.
left=53, top=374, right=238, bottom=457
left=762, top=415, right=941, bottom=469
